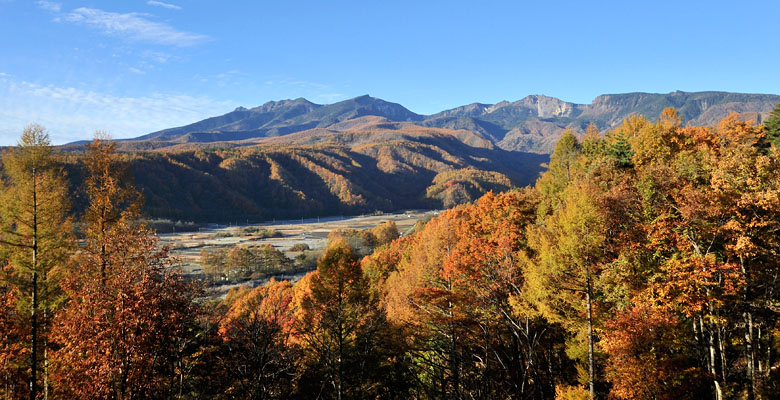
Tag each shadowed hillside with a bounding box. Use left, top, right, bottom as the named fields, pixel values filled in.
left=61, top=128, right=548, bottom=222
left=54, top=93, right=780, bottom=222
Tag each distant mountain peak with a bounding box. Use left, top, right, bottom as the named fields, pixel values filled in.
left=247, top=97, right=319, bottom=114
left=324, top=95, right=423, bottom=122
left=343, top=94, right=396, bottom=106
left=520, top=94, right=558, bottom=102
left=486, top=101, right=512, bottom=114
left=130, top=91, right=780, bottom=154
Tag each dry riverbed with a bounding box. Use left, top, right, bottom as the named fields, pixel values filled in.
left=159, top=211, right=438, bottom=296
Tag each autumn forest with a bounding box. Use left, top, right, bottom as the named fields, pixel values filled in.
left=2, top=104, right=780, bottom=400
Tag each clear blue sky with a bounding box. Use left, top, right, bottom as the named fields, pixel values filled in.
left=1, top=0, right=779, bottom=144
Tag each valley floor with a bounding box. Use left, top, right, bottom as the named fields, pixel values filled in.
left=159, top=210, right=437, bottom=295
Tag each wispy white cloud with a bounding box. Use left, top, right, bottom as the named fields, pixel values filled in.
left=64, top=7, right=209, bottom=47
left=0, top=77, right=234, bottom=145
left=216, top=70, right=241, bottom=80
left=213, top=70, right=247, bottom=87
left=35, top=0, right=61, bottom=13
left=141, top=50, right=176, bottom=63
left=146, top=0, right=182, bottom=10
left=314, top=93, right=346, bottom=103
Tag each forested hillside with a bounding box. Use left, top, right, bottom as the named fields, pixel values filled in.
left=61, top=125, right=548, bottom=222
left=2, top=104, right=780, bottom=399
left=54, top=91, right=780, bottom=223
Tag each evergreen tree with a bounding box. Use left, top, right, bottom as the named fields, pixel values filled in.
left=764, top=102, right=780, bottom=147
left=606, top=134, right=634, bottom=168
left=536, top=130, right=582, bottom=218
left=0, top=124, right=73, bottom=400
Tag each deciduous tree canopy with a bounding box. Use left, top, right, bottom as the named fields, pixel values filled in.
left=3, top=110, right=780, bottom=399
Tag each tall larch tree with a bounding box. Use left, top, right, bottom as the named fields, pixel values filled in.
left=536, top=130, right=581, bottom=218
left=215, top=279, right=298, bottom=399
left=0, top=124, right=72, bottom=400
left=379, top=190, right=570, bottom=399
left=524, top=181, right=608, bottom=400
left=51, top=135, right=200, bottom=399
left=295, top=239, right=394, bottom=399
left=383, top=212, right=470, bottom=399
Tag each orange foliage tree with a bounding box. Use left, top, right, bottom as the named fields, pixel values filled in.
left=0, top=286, right=27, bottom=398
left=600, top=303, right=709, bottom=400
left=51, top=136, right=201, bottom=399
left=382, top=190, right=569, bottom=399
left=215, top=279, right=298, bottom=399
left=294, top=240, right=397, bottom=399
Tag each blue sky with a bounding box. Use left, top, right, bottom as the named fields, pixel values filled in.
left=1, top=0, right=779, bottom=144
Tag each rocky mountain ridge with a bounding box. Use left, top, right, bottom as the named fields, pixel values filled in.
left=53, top=91, right=780, bottom=222
left=129, top=91, right=780, bottom=154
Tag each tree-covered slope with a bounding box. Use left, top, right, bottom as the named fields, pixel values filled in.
left=62, top=128, right=547, bottom=222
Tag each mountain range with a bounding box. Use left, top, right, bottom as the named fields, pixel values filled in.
left=59, top=91, right=779, bottom=223
left=124, top=91, right=780, bottom=154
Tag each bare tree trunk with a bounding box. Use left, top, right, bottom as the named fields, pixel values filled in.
left=756, top=325, right=763, bottom=376
left=43, top=346, right=47, bottom=400
left=448, top=278, right=460, bottom=400
left=586, top=276, right=595, bottom=400
left=744, top=310, right=756, bottom=400
left=700, top=316, right=722, bottom=400
left=29, top=167, right=38, bottom=400
left=336, top=285, right=344, bottom=400
left=717, top=323, right=727, bottom=384
left=764, top=325, right=773, bottom=382
left=29, top=271, right=37, bottom=400
left=43, top=309, right=48, bottom=400
left=740, top=258, right=757, bottom=400
left=40, top=275, right=49, bottom=400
